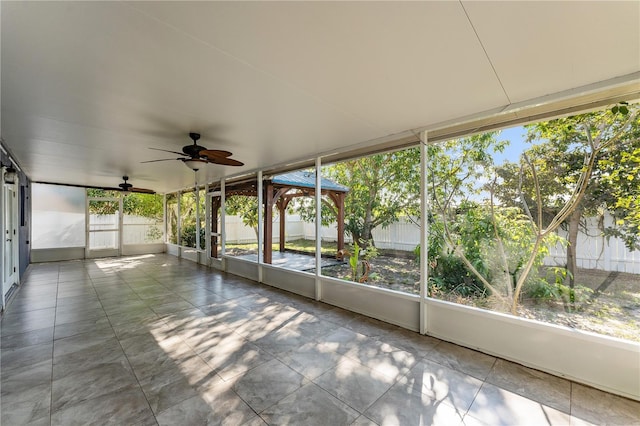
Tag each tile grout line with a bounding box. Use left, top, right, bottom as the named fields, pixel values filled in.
left=48, top=265, right=60, bottom=425
left=97, top=267, right=160, bottom=425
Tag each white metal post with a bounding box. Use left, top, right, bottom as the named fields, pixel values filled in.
left=315, top=157, right=322, bottom=301
left=221, top=179, right=226, bottom=257
left=205, top=183, right=210, bottom=259
left=162, top=193, right=167, bottom=245
left=118, top=194, right=123, bottom=256
left=195, top=181, right=201, bottom=254
left=419, top=131, right=429, bottom=335
left=257, top=171, right=264, bottom=282
left=177, top=191, right=182, bottom=248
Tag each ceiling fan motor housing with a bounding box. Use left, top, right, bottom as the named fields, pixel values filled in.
left=119, top=175, right=133, bottom=191
left=183, top=132, right=205, bottom=157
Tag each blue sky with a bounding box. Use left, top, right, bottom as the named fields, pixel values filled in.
left=493, top=126, right=528, bottom=165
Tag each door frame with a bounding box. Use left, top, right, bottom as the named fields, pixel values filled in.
left=2, top=168, right=19, bottom=306
left=85, top=195, right=122, bottom=259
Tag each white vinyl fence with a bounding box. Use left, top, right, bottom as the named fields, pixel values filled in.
left=225, top=213, right=639, bottom=273
left=89, top=214, right=163, bottom=249
left=544, top=211, right=640, bottom=274
left=223, top=215, right=420, bottom=251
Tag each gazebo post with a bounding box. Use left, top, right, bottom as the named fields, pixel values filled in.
left=278, top=200, right=286, bottom=252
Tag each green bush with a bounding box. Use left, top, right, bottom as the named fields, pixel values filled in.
left=180, top=224, right=206, bottom=249
left=524, top=279, right=559, bottom=303
left=429, top=253, right=486, bottom=297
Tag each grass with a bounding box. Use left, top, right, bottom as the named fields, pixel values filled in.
left=226, top=239, right=338, bottom=255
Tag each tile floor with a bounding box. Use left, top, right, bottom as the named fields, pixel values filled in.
left=1, top=254, right=638, bottom=426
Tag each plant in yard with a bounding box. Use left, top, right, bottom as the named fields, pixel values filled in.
left=343, top=240, right=378, bottom=283
left=428, top=105, right=638, bottom=314
left=495, top=103, right=640, bottom=299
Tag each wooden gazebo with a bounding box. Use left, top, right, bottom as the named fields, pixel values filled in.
left=210, top=171, right=348, bottom=263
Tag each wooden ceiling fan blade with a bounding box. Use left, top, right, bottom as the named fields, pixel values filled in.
left=207, top=157, right=244, bottom=166
left=130, top=187, right=156, bottom=194
left=140, top=158, right=181, bottom=163
left=200, top=149, right=233, bottom=159
left=149, top=147, right=188, bottom=156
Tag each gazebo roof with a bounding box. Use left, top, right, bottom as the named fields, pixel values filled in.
left=272, top=171, right=348, bottom=193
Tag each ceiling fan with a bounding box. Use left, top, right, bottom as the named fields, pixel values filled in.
left=142, top=132, right=244, bottom=171
left=116, top=176, right=155, bottom=194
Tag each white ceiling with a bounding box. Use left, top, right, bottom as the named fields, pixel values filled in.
left=2, top=1, right=639, bottom=193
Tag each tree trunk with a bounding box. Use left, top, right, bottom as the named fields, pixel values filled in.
left=566, top=208, right=581, bottom=304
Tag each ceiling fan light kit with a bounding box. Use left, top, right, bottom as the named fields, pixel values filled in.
left=183, top=158, right=205, bottom=171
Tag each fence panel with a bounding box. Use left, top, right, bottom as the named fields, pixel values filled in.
left=544, top=212, right=640, bottom=273
left=222, top=212, right=638, bottom=272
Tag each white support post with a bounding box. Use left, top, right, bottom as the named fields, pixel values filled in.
left=118, top=195, right=124, bottom=256
left=162, top=193, right=167, bottom=245
left=205, top=183, right=210, bottom=260
left=257, top=171, right=264, bottom=282
left=315, top=157, right=322, bottom=301
left=221, top=179, right=226, bottom=257
left=177, top=191, right=182, bottom=249
left=195, top=181, right=201, bottom=255
left=84, top=190, right=90, bottom=259
left=420, top=131, right=429, bottom=335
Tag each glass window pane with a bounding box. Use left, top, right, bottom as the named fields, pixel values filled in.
left=32, top=184, right=86, bottom=249
left=123, top=193, right=164, bottom=245
left=89, top=231, right=118, bottom=250
left=224, top=176, right=259, bottom=258
left=264, top=168, right=318, bottom=273
left=320, top=147, right=421, bottom=294
left=180, top=191, right=198, bottom=248
left=426, top=105, right=639, bottom=343
left=198, top=189, right=206, bottom=250
left=166, top=193, right=178, bottom=244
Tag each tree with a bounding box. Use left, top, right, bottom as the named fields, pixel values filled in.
left=178, top=190, right=206, bottom=249
left=426, top=132, right=520, bottom=306
left=496, top=105, right=640, bottom=293
left=425, top=118, right=638, bottom=315
left=317, top=148, right=421, bottom=248
left=123, top=193, right=163, bottom=220
left=225, top=195, right=260, bottom=240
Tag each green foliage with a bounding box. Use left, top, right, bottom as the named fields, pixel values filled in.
left=225, top=195, right=259, bottom=231
left=293, top=195, right=341, bottom=227
left=428, top=253, right=486, bottom=297
left=181, top=224, right=206, bottom=250
left=611, top=101, right=629, bottom=116
left=525, top=279, right=559, bottom=303
left=322, top=147, right=420, bottom=248
left=348, top=241, right=361, bottom=281
left=515, top=105, right=640, bottom=251
left=88, top=199, right=118, bottom=215
left=123, top=193, right=163, bottom=220
left=87, top=191, right=163, bottom=220
left=426, top=129, right=588, bottom=312
left=345, top=240, right=378, bottom=282
left=166, top=193, right=178, bottom=244
left=178, top=190, right=206, bottom=248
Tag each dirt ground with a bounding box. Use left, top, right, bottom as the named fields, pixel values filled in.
left=320, top=255, right=640, bottom=343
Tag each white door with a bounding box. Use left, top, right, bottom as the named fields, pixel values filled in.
left=86, top=196, right=122, bottom=258
left=3, top=181, right=18, bottom=300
